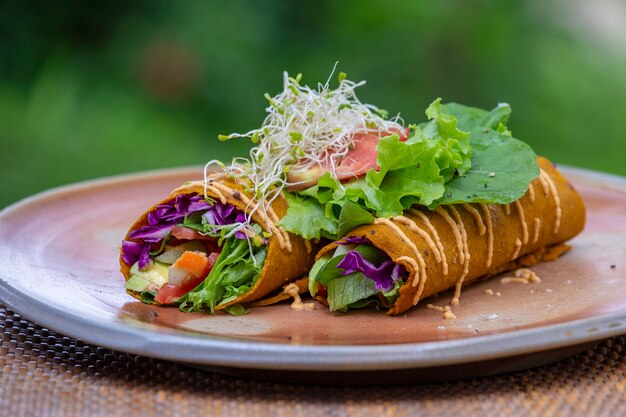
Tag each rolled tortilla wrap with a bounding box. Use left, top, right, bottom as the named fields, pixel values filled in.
left=120, top=178, right=315, bottom=310
left=315, top=157, right=585, bottom=315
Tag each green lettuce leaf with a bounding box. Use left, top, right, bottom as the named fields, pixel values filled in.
left=434, top=103, right=539, bottom=206
left=280, top=100, right=538, bottom=240
left=281, top=99, right=471, bottom=239
left=309, top=243, right=393, bottom=310
left=326, top=273, right=378, bottom=312
left=281, top=191, right=339, bottom=240
left=223, top=304, right=249, bottom=316
left=178, top=225, right=267, bottom=313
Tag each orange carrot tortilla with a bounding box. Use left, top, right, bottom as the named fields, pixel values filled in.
left=120, top=177, right=316, bottom=310
left=315, top=157, right=586, bottom=315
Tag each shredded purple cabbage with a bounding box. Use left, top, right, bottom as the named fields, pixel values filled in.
left=202, top=203, right=248, bottom=239
left=122, top=193, right=246, bottom=269
left=121, top=240, right=142, bottom=266
left=336, top=248, right=407, bottom=292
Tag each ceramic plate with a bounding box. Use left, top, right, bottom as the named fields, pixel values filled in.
left=0, top=166, right=625, bottom=383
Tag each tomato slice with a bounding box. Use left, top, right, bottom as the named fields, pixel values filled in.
left=171, top=227, right=220, bottom=253
left=287, top=127, right=408, bottom=191
left=154, top=278, right=203, bottom=305
left=316, top=284, right=328, bottom=298
left=172, top=226, right=209, bottom=241
left=154, top=251, right=220, bottom=305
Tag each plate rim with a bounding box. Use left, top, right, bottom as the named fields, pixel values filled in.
left=1, top=164, right=625, bottom=372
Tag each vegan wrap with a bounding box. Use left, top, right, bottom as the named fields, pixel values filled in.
left=119, top=177, right=315, bottom=314
left=175, top=70, right=586, bottom=315
left=309, top=157, right=585, bottom=315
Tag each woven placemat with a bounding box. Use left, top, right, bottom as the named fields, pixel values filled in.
left=1, top=305, right=625, bottom=417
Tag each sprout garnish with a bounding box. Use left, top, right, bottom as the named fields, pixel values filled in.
left=204, top=67, right=403, bottom=237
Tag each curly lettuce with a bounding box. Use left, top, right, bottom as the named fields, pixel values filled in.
left=178, top=223, right=267, bottom=314
left=280, top=100, right=538, bottom=240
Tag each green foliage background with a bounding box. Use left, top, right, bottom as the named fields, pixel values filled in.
left=1, top=0, right=625, bottom=207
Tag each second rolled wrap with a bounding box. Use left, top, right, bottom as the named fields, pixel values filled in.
left=315, top=157, right=586, bottom=315
left=120, top=177, right=316, bottom=310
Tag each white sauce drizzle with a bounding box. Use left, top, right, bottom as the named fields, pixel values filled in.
left=540, top=169, right=562, bottom=234
left=408, top=209, right=448, bottom=276
left=528, top=183, right=536, bottom=203
left=514, top=200, right=529, bottom=245
left=479, top=204, right=494, bottom=269
left=393, top=215, right=442, bottom=263
left=461, top=203, right=486, bottom=236
left=511, top=238, right=522, bottom=260
left=504, top=204, right=511, bottom=216
left=435, top=207, right=464, bottom=265
left=448, top=206, right=470, bottom=306
left=532, top=218, right=542, bottom=244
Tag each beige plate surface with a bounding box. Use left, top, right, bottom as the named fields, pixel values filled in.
left=0, top=166, right=625, bottom=375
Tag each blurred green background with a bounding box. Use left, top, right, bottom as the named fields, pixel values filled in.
left=2, top=0, right=625, bottom=208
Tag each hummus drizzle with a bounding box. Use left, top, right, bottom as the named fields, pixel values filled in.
left=204, top=183, right=228, bottom=205
left=395, top=256, right=423, bottom=306
left=516, top=268, right=542, bottom=283
left=374, top=218, right=426, bottom=293
left=211, top=182, right=292, bottom=251
left=426, top=304, right=456, bottom=320
left=284, top=283, right=315, bottom=311
left=538, top=172, right=550, bottom=197
left=511, top=238, right=522, bottom=260
left=500, top=277, right=529, bottom=284
left=394, top=215, right=443, bottom=264
left=500, top=268, right=541, bottom=284
left=448, top=206, right=470, bottom=306
left=408, top=209, right=448, bottom=276
left=435, top=207, right=464, bottom=265
left=540, top=169, right=562, bottom=234
left=461, top=203, right=486, bottom=236
left=514, top=200, right=529, bottom=244
left=479, top=204, right=494, bottom=268
left=264, top=204, right=292, bottom=251
left=265, top=204, right=281, bottom=223
left=532, top=218, right=542, bottom=244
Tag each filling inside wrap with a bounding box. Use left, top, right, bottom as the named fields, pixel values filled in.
left=121, top=193, right=267, bottom=314
left=309, top=236, right=407, bottom=312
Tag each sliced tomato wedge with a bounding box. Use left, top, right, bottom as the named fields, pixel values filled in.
left=171, top=227, right=220, bottom=253
left=287, top=126, right=409, bottom=191
left=316, top=284, right=327, bottom=299
left=171, top=226, right=209, bottom=241
left=154, top=251, right=220, bottom=305
left=154, top=278, right=203, bottom=305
